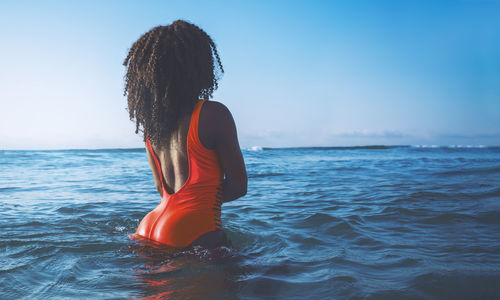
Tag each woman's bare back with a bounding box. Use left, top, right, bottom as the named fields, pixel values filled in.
left=149, top=113, right=191, bottom=195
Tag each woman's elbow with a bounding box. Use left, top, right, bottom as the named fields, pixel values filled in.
left=239, top=182, right=247, bottom=197
left=239, top=175, right=247, bottom=197
left=231, top=177, right=247, bottom=199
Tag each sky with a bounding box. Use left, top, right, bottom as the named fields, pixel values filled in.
left=0, top=0, right=499, bottom=149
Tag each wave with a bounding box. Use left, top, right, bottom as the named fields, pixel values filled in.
left=248, top=173, right=285, bottom=178
left=245, top=146, right=263, bottom=151
left=436, top=167, right=500, bottom=177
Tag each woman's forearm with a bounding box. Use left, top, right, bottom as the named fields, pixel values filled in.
left=221, top=178, right=247, bottom=203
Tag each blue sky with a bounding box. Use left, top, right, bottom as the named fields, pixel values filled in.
left=0, top=0, right=499, bottom=149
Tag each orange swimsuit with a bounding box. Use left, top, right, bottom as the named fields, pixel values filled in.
left=135, top=99, right=223, bottom=248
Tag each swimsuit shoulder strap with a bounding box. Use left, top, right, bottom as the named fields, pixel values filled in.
left=187, top=99, right=206, bottom=147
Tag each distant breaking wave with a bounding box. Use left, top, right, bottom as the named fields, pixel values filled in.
left=245, top=146, right=263, bottom=151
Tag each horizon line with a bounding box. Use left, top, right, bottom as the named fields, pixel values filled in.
left=1, top=144, right=498, bottom=151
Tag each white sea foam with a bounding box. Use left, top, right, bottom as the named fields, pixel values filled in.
left=246, top=146, right=263, bottom=151
left=114, top=226, right=126, bottom=233
left=412, top=145, right=439, bottom=148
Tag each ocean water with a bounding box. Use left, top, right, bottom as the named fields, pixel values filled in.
left=1, top=146, right=499, bottom=299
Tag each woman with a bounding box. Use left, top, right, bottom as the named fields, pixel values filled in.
left=123, top=20, right=247, bottom=249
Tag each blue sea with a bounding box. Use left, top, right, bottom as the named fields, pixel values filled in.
left=1, top=146, right=499, bottom=299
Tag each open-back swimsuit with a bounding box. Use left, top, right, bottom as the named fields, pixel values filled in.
left=135, top=99, right=224, bottom=248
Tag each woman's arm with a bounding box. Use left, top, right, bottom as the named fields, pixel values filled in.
left=145, top=145, right=164, bottom=197
left=202, top=101, right=247, bottom=203
left=216, top=112, right=247, bottom=203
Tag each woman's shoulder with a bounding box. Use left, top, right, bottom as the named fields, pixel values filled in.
left=198, top=100, right=237, bottom=149
left=203, top=99, right=231, bottom=114
left=201, top=100, right=234, bottom=125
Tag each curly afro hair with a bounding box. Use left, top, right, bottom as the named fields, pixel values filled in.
left=122, top=19, right=224, bottom=146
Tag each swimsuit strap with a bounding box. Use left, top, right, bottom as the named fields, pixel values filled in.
left=187, top=99, right=206, bottom=148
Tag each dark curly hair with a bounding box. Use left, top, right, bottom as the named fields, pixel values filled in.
left=122, top=19, right=224, bottom=146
